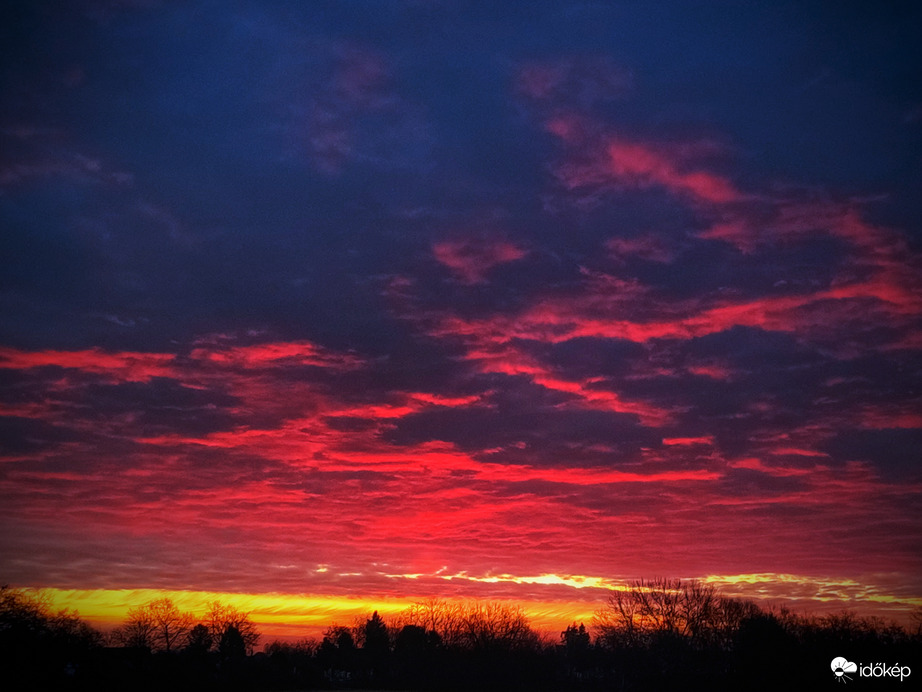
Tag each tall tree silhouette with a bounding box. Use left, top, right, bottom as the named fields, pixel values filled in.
left=184, top=623, right=212, bottom=654
left=363, top=610, right=389, bottom=655
left=317, top=624, right=359, bottom=681
left=219, top=625, right=246, bottom=660
left=361, top=610, right=390, bottom=682
left=205, top=600, right=259, bottom=654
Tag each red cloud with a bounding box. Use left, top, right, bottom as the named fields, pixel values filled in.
left=134, top=386, right=482, bottom=472
left=433, top=266, right=919, bottom=350
left=531, top=78, right=921, bottom=361
left=728, top=457, right=814, bottom=477
left=662, top=436, right=715, bottom=446
left=685, top=363, right=734, bottom=380
left=544, top=114, right=590, bottom=145
left=698, top=202, right=922, bottom=347
left=188, top=340, right=364, bottom=370
left=5, top=383, right=916, bottom=616
left=474, top=464, right=720, bottom=485
left=606, top=140, right=741, bottom=204
left=0, top=347, right=176, bottom=382
left=454, top=339, right=673, bottom=426
left=696, top=218, right=754, bottom=251
left=406, top=392, right=482, bottom=408
left=699, top=200, right=915, bottom=255
left=852, top=406, right=922, bottom=430
left=0, top=339, right=365, bottom=387
left=541, top=110, right=743, bottom=207
left=432, top=238, right=527, bottom=283
left=769, top=447, right=830, bottom=458
left=606, top=234, right=675, bottom=264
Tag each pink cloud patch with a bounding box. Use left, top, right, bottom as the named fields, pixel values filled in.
left=432, top=237, right=527, bottom=283
left=606, top=234, right=675, bottom=264
left=188, top=340, right=364, bottom=371
left=0, top=347, right=177, bottom=382
left=605, top=140, right=742, bottom=204
left=662, top=436, right=715, bottom=446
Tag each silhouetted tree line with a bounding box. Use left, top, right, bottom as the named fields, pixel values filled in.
left=2, top=580, right=920, bottom=691
left=0, top=586, right=104, bottom=690
left=0, top=587, right=259, bottom=691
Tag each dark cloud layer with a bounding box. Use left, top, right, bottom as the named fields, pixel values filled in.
left=1, top=1, right=921, bottom=616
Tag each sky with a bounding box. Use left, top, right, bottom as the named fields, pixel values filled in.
left=2, top=1, right=921, bottom=637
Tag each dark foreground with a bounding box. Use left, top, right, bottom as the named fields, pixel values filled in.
left=2, top=583, right=919, bottom=691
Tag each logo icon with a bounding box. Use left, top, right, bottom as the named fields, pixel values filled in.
left=831, top=657, right=857, bottom=683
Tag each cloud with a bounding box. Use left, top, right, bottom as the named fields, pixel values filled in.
left=0, top=347, right=176, bottom=383
left=306, top=46, right=397, bottom=170
left=603, top=140, right=742, bottom=204
left=427, top=261, right=918, bottom=353
left=539, top=109, right=743, bottom=207
left=1, top=5, right=919, bottom=630
left=292, top=43, right=430, bottom=175
left=0, top=128, right=134, bottom=189
left=662, top=436, right=715, bottom=446
left=606, top=234, right=676, bottom=264
left=517, top=57, right=632, bottom=107
left=188, top=339, right=364, bottom=370
left=432, top=237, right=528, bottom=284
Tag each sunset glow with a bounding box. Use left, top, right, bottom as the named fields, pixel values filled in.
left=41, top=570, right=922, bottom=641
left=1, top=1, right=920, bottom=646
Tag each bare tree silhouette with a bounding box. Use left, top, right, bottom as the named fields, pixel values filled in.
left=205, top=600, right=259, bottom=655
left=113, top=598, right=194, bottom=653
left=401, top=597, right=466, bottom=647
left=593, top=578, right=719, bottom=646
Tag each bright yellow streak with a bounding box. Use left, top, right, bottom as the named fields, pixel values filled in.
left=42, top=588, right=598, bottom=641
left=702, top=573, right=922, bottom=607
left=705, top=573, right=863, bottom=586
left=44, top=589, right=415, bottom=637
left=439, top=572, right=619, bottom=590
left=38, top=571, right=922, bottom=643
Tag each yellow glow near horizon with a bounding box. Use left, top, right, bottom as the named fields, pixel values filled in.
left=702, top=573, right=922, bottom=607
left=35, top=570, right=922, bottom=642
left=439, top=572, right=619, bottom=590
left=44, top=588, right=413, bottom=627
left=41, top=587, right=599, bottom=640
